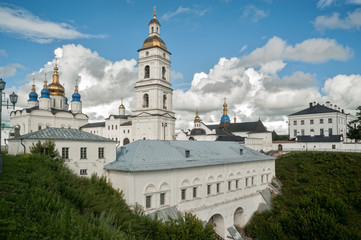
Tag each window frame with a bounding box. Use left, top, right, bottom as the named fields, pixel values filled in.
left=62, top=147, right=69, bottom=159
left=98, top=147, right=104, bottom=159
left=80, top=147, right=87, bottom=159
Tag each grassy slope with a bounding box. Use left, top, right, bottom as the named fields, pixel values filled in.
left=245, top=151, right=361, bottom=240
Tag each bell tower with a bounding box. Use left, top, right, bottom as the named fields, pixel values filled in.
left=132, top=7, right=175, bottom=140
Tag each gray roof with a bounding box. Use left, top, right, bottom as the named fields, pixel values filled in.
left=10, top=128, right=114, bottom=142
left=297, top=135, right=342, bottom=142
left=80, top=122, right=105, bottom=128
left=207, top=119, right=268, bottom=133
left=289, top=104, right=339, bottom=116
left=104, top=140, right=274, bottom=172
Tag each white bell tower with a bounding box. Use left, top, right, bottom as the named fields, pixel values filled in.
left=132, top=7, right=175, bottom=140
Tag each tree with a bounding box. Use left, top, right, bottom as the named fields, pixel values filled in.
left=347, top=106, right=361, bottom=142
left=30, top=140, right=60, bottom=159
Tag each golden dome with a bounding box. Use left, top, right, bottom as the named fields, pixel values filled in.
left=141, top=35, right=167, bottom=51
left=119, top=104, right=125, bottom=109
left=48, top=64, right=65, bottom=96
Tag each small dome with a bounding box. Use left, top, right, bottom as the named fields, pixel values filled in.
left=142, top=35, right=167, bottom=51
left=48, top=82, right=65, bottom=96
left=28, top=91, right=38, bottom=101
left=221, top=115, right=230, bottom=122
left=72, top=92, right=81, bottom=102
left=119, top=104, right=125, bottom=109
left=149, top=18, right=160, bottom=25
left=41, top=88, right=50, bottom=98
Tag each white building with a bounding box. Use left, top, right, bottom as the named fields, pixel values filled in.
left=177, top=101, right=273, bottom=152
left=104, top=140, right=275, bottom=239
left=288, top=101, right=356, bottom=142
left=10, top=70, right=88, bottom=135
left=8, top=128, right=115, bottom=177
left=81, top=11, right=176, bottom=143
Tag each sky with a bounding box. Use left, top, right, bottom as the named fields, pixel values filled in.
left=1, top=0, right=361, bottom=134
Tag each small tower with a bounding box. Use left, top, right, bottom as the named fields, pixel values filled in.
left=39, top=74, right=51, bottom=111
left=71, top=79, right=82, bottom=114
left=47, top=61, right=66, bottom=110
left=27, top=78, right=39, bottom=108
left=119, top=98, right=125, bottom=116
left=194, top=108, right=201, bottom=128
left=220, top=98, right=231, bottom=130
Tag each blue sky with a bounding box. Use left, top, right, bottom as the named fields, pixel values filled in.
left=1, top=0, right=361, bottom=133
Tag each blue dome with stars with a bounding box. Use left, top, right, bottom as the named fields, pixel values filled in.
left=41, top=88, right=50, bottom=98
left=72, top=92, right=81, bottom=102
left=221, top=115, right=230, bottom=122
left=28, top=91, right=38, bottom=101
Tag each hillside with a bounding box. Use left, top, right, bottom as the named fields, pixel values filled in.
left=0, top=153, right=214, bottom=240
left=245, top=151, right=361, bottom=240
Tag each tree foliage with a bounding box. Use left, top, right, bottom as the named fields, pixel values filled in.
left=29, top=140, right=60, bottom=159
left=347, top=106, right=361, bottom=142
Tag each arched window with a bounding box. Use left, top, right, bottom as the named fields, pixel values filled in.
left=162, top=67, right=166, bottom=80
left=123, top=138, right=130, bottom=145
left=144, top=65, right=150, bottom=78
left=143, top=94, right=149, bottom=108
left=38, top=125, right=42, bottom=130
left=163, top=95, right=167, bottom=109
left=151, top=27, right=154, bottom=33
left=156, top=27, right=159, bottom=33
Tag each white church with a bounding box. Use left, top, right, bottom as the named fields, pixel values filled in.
left=9, top=9, right=277, bottom=239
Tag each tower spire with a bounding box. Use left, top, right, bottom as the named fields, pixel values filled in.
left=43, top=74, right=48, bottom=88
left=31, top=78, right=36, bottom=92
left=194, top=108, right=201, bottom=123
left=223, top=98, right=228, bottom=116
left=52, top=59, right=59, bottom=84
left=153, top=5, right=157, bottom=19
left=74, top=79, right=79, bottom=93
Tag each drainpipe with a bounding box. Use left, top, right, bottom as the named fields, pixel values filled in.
left=20, top=138, right=25, bottom=154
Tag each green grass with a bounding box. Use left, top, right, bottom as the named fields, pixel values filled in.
left=245, top=151, right=361, bottom=240
left=0, top=153, right=214, bottom=240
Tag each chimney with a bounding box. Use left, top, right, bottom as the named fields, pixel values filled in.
left=309, top=102, right=313, bottom=108
left=326, top=101, right=330, bottom=108
left=334, top=105, right=337, bottom=110
left=342, top=109, right=344, bottom=114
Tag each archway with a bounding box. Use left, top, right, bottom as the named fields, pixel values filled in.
left=123, top=138, right=130, bottom=145
left=208, top=214, right=224, bottom=238
left=234, top=207, right=244, bottom=227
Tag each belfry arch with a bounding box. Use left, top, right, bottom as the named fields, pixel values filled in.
left=208, top=214, right=224, bottom=238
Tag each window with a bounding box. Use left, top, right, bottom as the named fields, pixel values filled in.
left=301, top=129, right=305, bottom=136
left=207, top=184, right=211, bottom=195
left=235, top=179, right=239, bottom=189
left=108, top=126, right=110, bottom=130
left=311, top=129, right=314, bottom=133
left=38, top=125, right=42, bottom=130
left=146, top=195, right=151, bottom=208
left=261, top=175, right=264, bottom=183
left=245, top=178, right=249, bottom=187
left=332, top=144, right=336, bottom=149
left=329, top=128, right=333, bottom=136
left=160, top=193, right=165, bottom=205
left=310, top=119, right=314, bottom=124
left=80, top=147, right=87, bottom=159
left=80, top=169, right=87, bottom=175
left=293, top=120, right=297, bottom=125
left=185, top=150, right=190, bottom=158
left=228, top=181, right=231, bottom=191
left=216, top=183, right=220, bottom=193
left=320, top=119, right=324, bottom=124
left=193, top=187, right=197, bottom=198
left=301, top=120, right=304, bottom=125
left=163, top=95, right=167, bottom=109
left=181, top=189, right=186, bottom=200
left=320, top=128, right=324, bottom=136
left=144, top=65, right=150, bottom=78
left=251, top=176, right=255, bottom=186
left=128, top=130, right=130, bottom=133
left=62, top=147, right=69, bottom=159
left=123, top=138, right=130, bottom=145
left=115, top=125, right=117, bottom=130
left=162, top=67, right=166, bottom=80
left=143, top=94, right=149, bottom=108
left=112, top=125, right=113, bottom=130
left=294, top=130, right=297, bottom=137
left=98, top=147, right=104, bottom=159
left=123, top=130, right=125, bottom=133
left=328, top=118, right=332, bottom=123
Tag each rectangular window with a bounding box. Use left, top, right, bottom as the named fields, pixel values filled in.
left=328, top=118, right=332, bottom=123
left=123, top=130, right=125, bottom=133
left=160, top=193, right=165, bottom=205
left=311, top=129, right=314, bottom=133
left=301, top=129, right=305, bottom=136
left=98, top=147, right=104, bottom=159
left=193, top=187, right=197, bottom=198
left=320, top=128, right=324, bottom=135
left=293, top=120, right=297, bottom=125
left=80, top=147, right=87, bottom=159
left=216, top=183, right=220, bottom=193
left=252, top=176, right=255, bottom=186
left=146, top=195, right=151, bottom=208
left=207, top=184, right=211, bottom=195
left=228, top=181, right=231, bottom=191
left=294, top=130, right=297, bottom=137
left=245, top=178, right=249, bottom=187
left=80, top=169, right=87, bottom=175
left=62, top=147, right=69, bottom=159
left=329, top=128, right=333, bottom=136
left=235, top=179, right=239, bottom=189
left=301, top=120, right=305, bottom=125
left=332, top=144, right=336, bottom=149
left=261, top=175, right=264, bottom=183
left=310, top=119, right=314, bottom=124
left=320, top=119, right=324, bottom=124
left=181, top=189, right=186, bottom=200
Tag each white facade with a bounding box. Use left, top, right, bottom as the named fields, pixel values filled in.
left=289, top=102, right=356, bottom=142
left=105, top=140, right=276, bottom=239
left=8, top=128, right=116, bottom=177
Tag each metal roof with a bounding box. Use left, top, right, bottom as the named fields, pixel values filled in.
left=104, top=140, right=274, bottom=172
left=10, top=127, right=114, bottom=142
left=207, top=119, right=268, bottom=133
left=80, top=122, right=106, bottom=128
left=289, top=104, right=339, bottom=116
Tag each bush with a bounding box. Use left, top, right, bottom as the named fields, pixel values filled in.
left=29, top=140, right=60, bottom=159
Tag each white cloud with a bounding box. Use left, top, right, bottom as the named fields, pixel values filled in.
left=0, top=5, right=105, bottom=43
left=0, top=49, right=7, bottom=57
left=240, top=36, right=352, bottom=66
left=314, top=8, right=361, bottom=31
left=239, top=45, right=247, bottom=53
left=242, top=5, right=269, bottom=22
left=0, top=63, right=24, bottom=77
left=170, top=70, right=183, bottom=81
left=160, top=6, right=209, bottom=21
left=317, top=0, right=336, bottom=9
